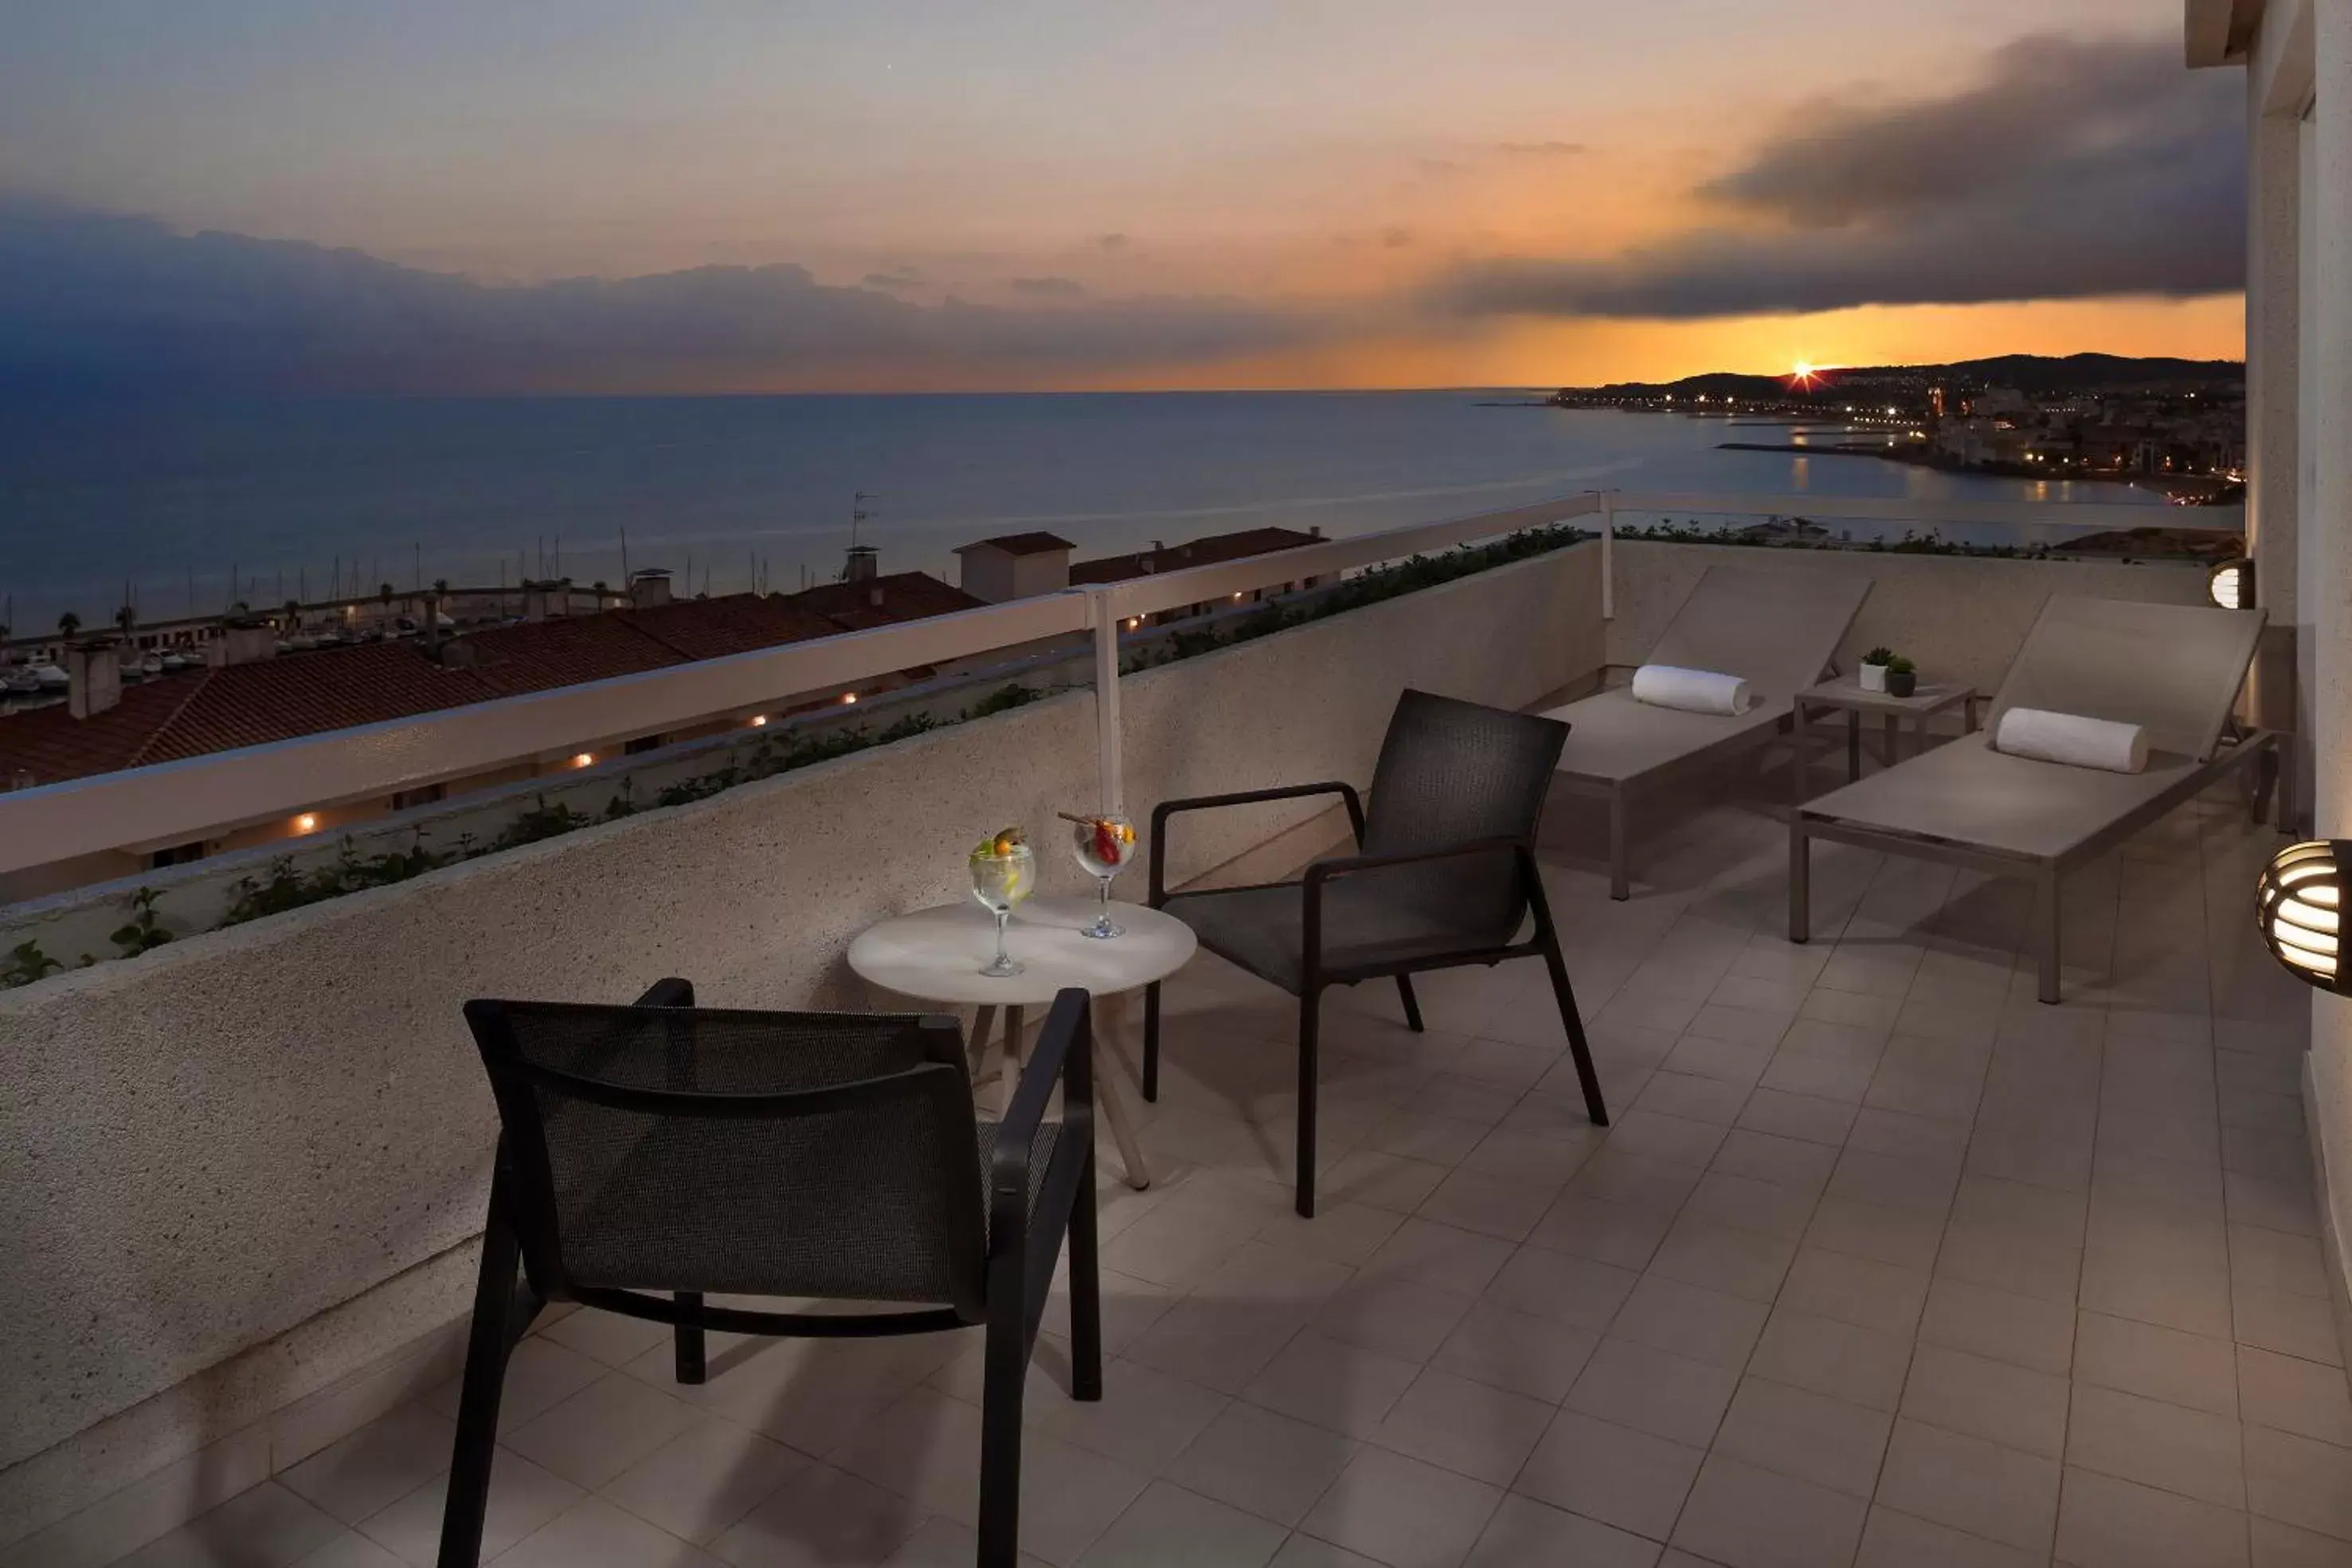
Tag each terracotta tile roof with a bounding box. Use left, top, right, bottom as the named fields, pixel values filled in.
left=129, top=645, right=503, bottom=765
left=0, top=678, right=203, bottom=784
left=954, top=532, right=1076, bottom=557
left=0, top=592, right=858, bottom=788
left=617, top=595, right=845, bottom=662
left=462, top=615, right=683, bottom=697
left=785, top=571, right=986, bottom=632
left=1069, top=526, right=1323, bottom=585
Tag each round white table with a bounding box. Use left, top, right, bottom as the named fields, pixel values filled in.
left=846, top=896, right=1194, bottom=1190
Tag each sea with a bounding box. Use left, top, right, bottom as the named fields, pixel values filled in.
left=0, top=390, right=2209, bottom=630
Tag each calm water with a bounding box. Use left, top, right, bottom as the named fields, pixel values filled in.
left=0, top=391, right=2181, bottom=628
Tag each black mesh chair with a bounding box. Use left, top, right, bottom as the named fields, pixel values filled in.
left=438, top=981, right=1100, bottom=1568
left=1145, top=689, right=1607, bottom=1217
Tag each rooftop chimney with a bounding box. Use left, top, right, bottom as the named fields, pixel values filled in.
left=521, top=577, right=571, bottom=623
left=628, top=568, right=673, bottom=608
left=843, top=545, right=880, bottom=582
left=867, top=585, right=885, bottom=609
left=67, top=640, right=121, bottom=720
left=206, top=621, right=278, bottom=669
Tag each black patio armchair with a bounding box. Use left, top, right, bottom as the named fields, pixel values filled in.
left=1144, top=689, right=1607, bottom=1217
left=439, top=981, right=1100, bottom=1568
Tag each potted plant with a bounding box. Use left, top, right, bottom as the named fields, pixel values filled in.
left=1860, top=647, right=1893, bottom=694
left=1885, top=655, right=1918, bottom=698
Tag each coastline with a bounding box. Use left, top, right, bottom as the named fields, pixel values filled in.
left=1714, top=440, right=2233, bottom=505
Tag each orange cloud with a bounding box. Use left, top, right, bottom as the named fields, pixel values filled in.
left=1059, top=295, right=2246, bottom=393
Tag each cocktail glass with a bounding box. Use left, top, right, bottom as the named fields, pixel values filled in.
left=1071, top=812, right=1136, bottom=938
left=969, top=839, right=1036, bottom=976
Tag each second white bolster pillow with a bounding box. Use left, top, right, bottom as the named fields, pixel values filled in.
left=1994, top=706, right=2149, bottom=774
left=1630, top=664, right=1751, bottom=717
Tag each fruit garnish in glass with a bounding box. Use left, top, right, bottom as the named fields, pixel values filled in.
left=1060, top=810, right=1137, bottom=939
left=968, top=827, right=1036, bottom=976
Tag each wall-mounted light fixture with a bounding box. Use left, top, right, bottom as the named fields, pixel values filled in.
left=2209, top=557, right=2254, bottom=611
left=749, top=715, right=769, bottom=727
left=294, top=812, right=319, bottom=834
left=572, top=753, right=596, bottom=768
left=2258, top=839, right=2344, bottom=991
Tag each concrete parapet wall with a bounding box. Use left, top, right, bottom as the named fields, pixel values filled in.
left=1605, top=542, right=2213, bottom=695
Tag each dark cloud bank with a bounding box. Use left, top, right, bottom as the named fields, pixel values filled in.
left=0, top=202, right=1311, bottom=393
left=1436, top=36, right=2246, bottom=319
left=0, top=35, right=2248, bottom=393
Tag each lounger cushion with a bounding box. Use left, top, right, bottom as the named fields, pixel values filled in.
left=1798, top=733, right=2201, bottom=862
left=1544, top=689, right=1788, bottom=787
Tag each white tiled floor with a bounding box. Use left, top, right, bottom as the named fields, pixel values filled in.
left=72, top=764, right=2352, bottom=1567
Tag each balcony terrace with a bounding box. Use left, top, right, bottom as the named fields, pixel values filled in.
left=3, top=491, right=2346, bottom=1568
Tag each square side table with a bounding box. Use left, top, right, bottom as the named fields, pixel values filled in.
left=1794, top=678, right=1979, bottom=799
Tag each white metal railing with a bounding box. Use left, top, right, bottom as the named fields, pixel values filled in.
left=0, top=488, right=2237, bottom=878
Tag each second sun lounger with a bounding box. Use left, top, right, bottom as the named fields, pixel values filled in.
left=1542, top=565, right=1871, bottom=899
left=1790, top=595, right=2280, bottom=1003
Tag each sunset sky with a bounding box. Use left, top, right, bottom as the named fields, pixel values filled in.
left=0, top=1, right=2246, bottom=392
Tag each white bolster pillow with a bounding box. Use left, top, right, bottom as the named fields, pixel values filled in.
left=1630, top=664, right=1751, bottom=717
left=1994, top=706, right=2148, bottom=774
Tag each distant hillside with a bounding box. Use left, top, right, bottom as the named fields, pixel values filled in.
left=1573, top=353, right=2242, bottom=400
left=1936, top=353, right=2242, bottom=391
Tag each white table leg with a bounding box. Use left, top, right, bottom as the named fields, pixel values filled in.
left=1000, top=1005, right=1026, bottom=1116
left=968, top=1004, right=998, bottom=1090
left=1094, top=991, right=1153, bottom=1191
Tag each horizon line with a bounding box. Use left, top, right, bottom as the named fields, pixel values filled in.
left=3, top=352, right=2251, bottom=405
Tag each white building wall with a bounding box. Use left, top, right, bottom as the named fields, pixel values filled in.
left=2307, top=0, right=2352, bottom=1374
left=2248, top=100, right=2305, bottom=811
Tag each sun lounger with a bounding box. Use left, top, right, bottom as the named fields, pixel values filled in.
left=1790, top=595, right=2280, bottom=1003
left=1542, top=566, right=1871, bottom=899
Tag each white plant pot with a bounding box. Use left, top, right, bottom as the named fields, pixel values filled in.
left=1859, top=663, right=1888, bottom=693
